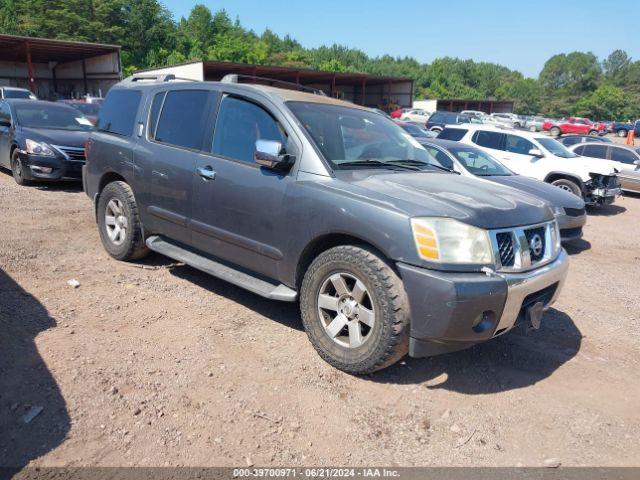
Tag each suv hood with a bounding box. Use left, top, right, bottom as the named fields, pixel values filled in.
left=333, top=170, right=553, bottom=229
left=487, top=175, right=585, bottom=210
left=20, top=127, right=89, bottom=148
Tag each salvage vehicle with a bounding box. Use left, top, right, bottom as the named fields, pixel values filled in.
left=0, top=86, right=37, bottom=100
left=610, top=120, right=640, bottom=138
left=0, top=99, right=92, bottom=185
left=542, top=117, right=605, bottom=137
left=420, top=139, right=587, bottom=242
left=84, top=74, right=569, bottom=374
left=490, top=113, right=520, bottom=128
left=395, top=120, right=438, bottom=140
left=425, top=111, right=470, bottom=132
left=400, top=108, right=431, bottom=125
left=58, top=99, right=101, bottom=125
left=568, top=142, right=640, bottom=194
left=524, top=116, right=546, bottom=132
left=445, top=124, right=621, bottom=205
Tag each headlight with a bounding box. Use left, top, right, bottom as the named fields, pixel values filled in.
left=25, top=139, right=55, bottom=156
left=552, top=206, right=565, bottom=217
left=411, top=217, right=493, bottom=265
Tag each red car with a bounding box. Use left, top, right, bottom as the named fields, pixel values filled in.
left=542, top=117, right=605, bottom=137
left=390, top=108, right=410, bottom=119
left=57, top=100, right=100, bottom=125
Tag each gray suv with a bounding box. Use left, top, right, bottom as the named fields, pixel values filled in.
left=84, top=74, right=569, bottom=374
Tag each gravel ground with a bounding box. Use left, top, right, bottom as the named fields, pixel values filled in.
left=0, top=166, right=639, bottom=468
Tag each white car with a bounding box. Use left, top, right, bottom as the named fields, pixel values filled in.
left=0, top=86, right=37, bottom=100
left=490, top=113, right=521, bottom=128
left=441, top=124, right=621, bottom=205
left=567, top=142, right=640, bottom=194
left=400, top=108, right=430, bottom=125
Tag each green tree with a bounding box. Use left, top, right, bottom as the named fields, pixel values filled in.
left=496, top=78, right=542, bottom=115
left=575, top=84, right=626, bottom=119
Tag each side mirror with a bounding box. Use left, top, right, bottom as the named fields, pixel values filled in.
left=254, top=139, right=294, bottom=170
left=0, top=119, right=10, bottom=128
left=529, top=148, right=544, bottom=158
left=634, top=159, right=640, bottom=166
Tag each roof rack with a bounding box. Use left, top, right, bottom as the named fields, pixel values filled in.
left=221, top=74, right=327, bottom=96
left=122, top=73, right=198, bottom=84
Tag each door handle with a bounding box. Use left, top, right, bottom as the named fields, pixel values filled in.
left=197, top=166, right=216, bottom=180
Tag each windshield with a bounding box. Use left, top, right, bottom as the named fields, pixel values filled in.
left=449, top=146, right=512, bottom=176
left=15, top=104, right=94, bottom=131
left=288, top=101, right=440, bottom=171
left=4, top=89, right=33, bottom=99
left=71, top=103, right=100, bottom=115
left=402, top=124, right=428, bottom=137
left=536, top=137, right=579, bottom=158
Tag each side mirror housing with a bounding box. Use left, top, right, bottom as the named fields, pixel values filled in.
left=529, top=148, right=544, bottom=158
left=254, top=139, right=294, bottom=170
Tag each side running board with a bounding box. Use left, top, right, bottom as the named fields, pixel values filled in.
left=145, top=236, right=297, bottom=302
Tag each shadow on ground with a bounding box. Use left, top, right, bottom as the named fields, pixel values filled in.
left=169, top=264, right=303, bottom=332
left=564, top=238, right=591, bottom=255
left=0, top=168, right=83, bottom=194
left=586, top=203, right=626, bottom=216
left=0, top=269, right=70, bottom=467
left=368, top=308, right=581, bottom=393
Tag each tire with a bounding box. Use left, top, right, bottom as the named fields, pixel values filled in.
left=430, top=127, right=442, bottom=133
left=588, top=130, right=598, bottom=136
left=618, top=129, right=628, bottom=138
left=551, top=178, right=582, bottom=197
left=11, top=149, right=31, bottom=186
left=550, top=127, right=561, bottom=137
left=529, top=125, right=537, bottom=132
left=97, top=181, right=149, bottom=261
left=300, top=245, right=409, bottom=375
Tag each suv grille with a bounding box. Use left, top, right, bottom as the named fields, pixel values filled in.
left=491, top=221, right=558, bottom=272
left=564, top=207, right=585, bottom=217
left=524, top=226, right=546, bottom=263
left=496, top=232, right=515, bottom=267
left=53, top=145, right=86, bottom=162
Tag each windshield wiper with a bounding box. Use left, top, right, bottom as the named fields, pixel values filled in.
left=387, top=160, right=460, bottom=174
left=338, top=160, right=421, bottom=171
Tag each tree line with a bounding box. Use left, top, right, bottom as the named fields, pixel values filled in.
left=1, top=0, right=638, bottom=120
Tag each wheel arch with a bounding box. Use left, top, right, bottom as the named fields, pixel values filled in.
left=544, top=172, right=585, bottom=191
left=94, top=171, right=129, bottom=220
left=295, top=233, right=395, bottom=290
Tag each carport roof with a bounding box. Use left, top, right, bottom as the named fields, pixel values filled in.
left=0, top=34, right=120, bottom=63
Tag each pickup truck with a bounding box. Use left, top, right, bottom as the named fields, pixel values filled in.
left=542, top=117, right=605, bottom=137
left=610, top=120, right=640, bottom=138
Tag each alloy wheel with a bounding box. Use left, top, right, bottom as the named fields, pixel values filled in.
left=317, top=272, right=375, bottom=348
left=104, top=198, right=128, bottom=246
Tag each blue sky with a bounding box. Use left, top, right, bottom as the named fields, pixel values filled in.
left=162, top=0, right=637, bottom=78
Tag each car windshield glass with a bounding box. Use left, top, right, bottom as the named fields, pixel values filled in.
left=4, top=89, right=32, bottom=99
left=449, top=146, right=512, bottom=176
left=402, top=124, right=427, bottom=137
left=15, top=104, right=93, bottom=131
left=72, top=103, right=100, bottom=115
left=536, top=137, right=578, bottom=158
left=287, top=101, right=440, bottom=171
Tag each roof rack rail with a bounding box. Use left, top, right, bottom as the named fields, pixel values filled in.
left=122, top=74, right=198, bottom=84
left=221, top=74, right=327, bottom=96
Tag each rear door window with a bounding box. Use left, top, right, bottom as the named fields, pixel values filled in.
left=212, top=96, right=287, bottom=164
left=154, top=90, right=212, bottom=150
left=438, top=128, right=467, bottom=141
left=97, top=89, right=141, bottom=136
left=582, top=144, right=607, bottom=159
left=424, top=147, right=454, bottom=169
left=573, top=145, right=586, bottom=155
left=609, top=147, right=638, bottom=165
left=472, top=130, right=505, bottom=151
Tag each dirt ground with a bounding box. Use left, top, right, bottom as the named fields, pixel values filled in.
left=1, top=163, right=639, bottom=468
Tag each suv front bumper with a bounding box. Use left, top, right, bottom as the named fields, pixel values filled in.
left=397, top=249, right=569, bottom=357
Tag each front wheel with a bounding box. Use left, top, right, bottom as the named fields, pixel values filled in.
left=551, top=178, right=582, bottom=197
left=300, top=245, right=409, bottom=375
left=97, top=181, right=149, bottom=261
left=588, top=130, right=599, bottom=136
left=529, top=125, right=537, bottom=132
left=618, top=129, right=629, bottom=138
left=11, top=150, right=31, bottom=186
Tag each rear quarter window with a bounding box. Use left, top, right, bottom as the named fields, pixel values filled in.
left=438, top=128, right=468, bottom=141
left=472, top=130, right=505, bottom=150
left=153, top=90, right=213, bottom=150
left=97, top=89, right=141, bottom=136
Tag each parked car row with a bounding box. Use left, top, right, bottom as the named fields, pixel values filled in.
left=0, top=75, right=632, bottom=375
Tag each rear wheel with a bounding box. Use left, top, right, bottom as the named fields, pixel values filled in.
left=529, top=125, right=537, bottom=132
left=551, top=178, right=582, bottom=197
left=588, top=130, right=599, bottom=136
left=11, top=150, right=31, bottom=186
left=300, top=245, right=409, bottom=375
left=618, top=129, right=629, bottom=138
left=550, top=127, right=561, bottom=137
left=97, top=181, right=149, bottom=261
